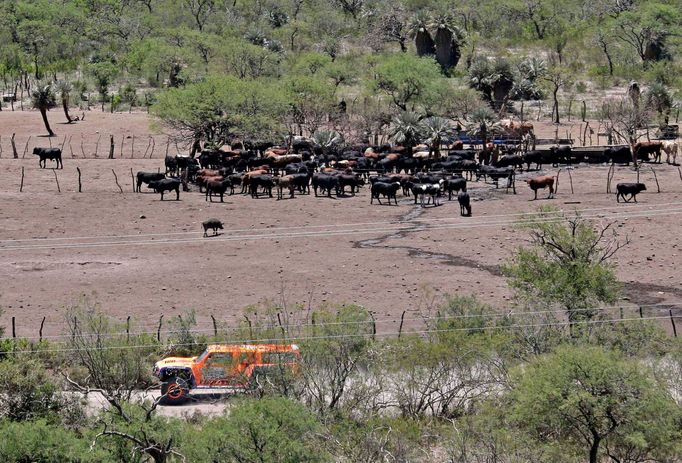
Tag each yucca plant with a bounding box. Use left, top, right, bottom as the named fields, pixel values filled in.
left=56, top=80, right=74, bottom=123
left=390, top=111, right=424, bottom=157
left=432, top=13, right=466, bottom=73
left=422, top=116, right=453, bottom=158
left=408, top=12, right=435, bottom=57
left=31, top=83, right=57, bottom=137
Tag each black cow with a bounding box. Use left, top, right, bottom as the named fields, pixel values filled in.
left=412, top=183, right=441, bottom=207
left=249, top=175, right=275, bottom=198
left=312, top=173, right=338, bottom=197
left=616, top=183, right=646, bottom=203
left=136, top=172, right=165, bottom=192
left=165, top=155, right=178, bottom=175
left=549, top=145, right=572, bottom=166
left=337, top=174, right=365, bottom=196
left=443, top=177, right=467, bottom=200
left=604, top=146, right=632, bottom=165
left=148, top=178, right=181, bottom=200
left=494, top=154, right=524, bottom=170
left=33, top=147, right=63, bottom=169
left=205, top=179, right=231, bottom=202
left=198, top=149, right=222, bottom=169
left=522, top=150, right=544, bottom=171
left=457, top=191, right=472, bottom=216
left=370, top=182, right=400, bottom=205
left=202, top=218, right=223, bottom=237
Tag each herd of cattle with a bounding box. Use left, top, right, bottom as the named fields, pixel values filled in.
left=31, top=137, right=679, bottom=212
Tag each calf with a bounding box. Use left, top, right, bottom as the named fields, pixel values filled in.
left=525, top=175, right=555, bottom=200
left=442, top=177, right=467, bottom=201
left=202, top=218, right=223, bottom=237
left=274, top=175, right=296, bottom=199
left=33, top=147, right=63, bottom=169
left=616, top=183, right=646, bottom=203
left=457, top=190, right=471, bottom=216
left=148, top=178, right=181, bottom=200
left=415, top=183, right=441, bottom=207
left=136, top=172, right=165, bottom=192
left=662, top=141, right=678, bottom=165
left=370, top=182, right=400, bottom=205
left=164, top=155, right=178, bottom=175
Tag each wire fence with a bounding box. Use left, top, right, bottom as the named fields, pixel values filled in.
left=1, top=302, right=680, bottom=354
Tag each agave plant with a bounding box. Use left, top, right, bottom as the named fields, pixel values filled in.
left=390, top=111, right=424, bottom=157
left=31, top=83, right=57, bottom=137
left=408, top=12, right=435, bottom=57
left=466, top=106, right=501, bottom=148
left=311, top=129, right=344, bottom=154
left=432, top=13, right=466, bottom=73
left=421, top=116, right=454, bottom=158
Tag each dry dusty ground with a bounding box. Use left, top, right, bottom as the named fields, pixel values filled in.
left=1, top=110, right=681, bottom=341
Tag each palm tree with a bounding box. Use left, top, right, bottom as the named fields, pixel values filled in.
left=466, top=106, right=500, bottom=163
left=408, top=12, right=435, bottom=57
left=31, top=83, right=57, bottom=137
left=56, top=80, right=74, bottom=123
left=390, top=111, right=423, bottom=157
left=421, top=116, right=453, bottom=158
left=432, top=13, right=466, bottom=74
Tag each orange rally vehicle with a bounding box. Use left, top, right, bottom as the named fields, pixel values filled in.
left=153, top=344, right=300, bottom=405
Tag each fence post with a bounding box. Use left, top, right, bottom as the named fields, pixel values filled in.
left=11, top=316, right=16, bottom=339
left=52, top=169, right=60, bottom=193
left=211, top=314, right=217, bottom=337
left=112, top=169, right=123, bottom=193
left=244, top=315, right=253, bottom=339
left=639, top=306, right=643, bottom=318
left=126, top=315, right=131, bottom=343
left=157, top=315, right=163, bottom=342
left=77, top=167, right=82, bottom=192
left=108, top=134, right=114, bottom=159
left=398, top=310, right=406, bottom=338
left=130, top=168, right=135, bottom=192
left=11, top=133, right=18, bottom=158
left=19, top=166, right=25, bottom=192
left=39, top=316, right=46, bottom=342
left=670, top=310, right=678, bottom=338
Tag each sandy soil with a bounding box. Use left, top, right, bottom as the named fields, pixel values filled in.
left=1, top=110, right=681, bottom=340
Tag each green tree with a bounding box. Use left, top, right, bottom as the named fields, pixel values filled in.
left=503, top=207, right=624, bottom=323
left=31, top=83, right=57, bottom=137
left=195, top=396, right=327, bottom=463
left=371, top=53, right=441, bottom=111
left=510, top=345, right=682, bottom=463
left=88, top=62, right=119, bottom=111
left=0, top=358, right=64, bottom=422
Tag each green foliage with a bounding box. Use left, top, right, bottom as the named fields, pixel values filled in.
left=0, top=419, right=104, bottom=463
left=0, top=358, right=64, bottom=422
left=503, top=207, right=621, bottom=321
left=510, top=345, right=682, bottom=463
left=370, top=53, right=442, bottom=111
left=189, top=396, right=327, bottom=463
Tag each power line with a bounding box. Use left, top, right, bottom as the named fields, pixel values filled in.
left=23, top=301, right=682, bottom=341
left=0, top=200, right=674, bottom=245
left=0, top=315, right=674, bottom=355
left=1, top=205, right=679, bottom=252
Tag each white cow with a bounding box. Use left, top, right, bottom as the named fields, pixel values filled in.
left=662, top=141, right=678, bottom=165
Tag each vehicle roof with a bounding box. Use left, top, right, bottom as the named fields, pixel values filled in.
left=205, top=344, right=299, bottom=353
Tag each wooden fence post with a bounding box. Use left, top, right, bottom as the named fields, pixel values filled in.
left=131, top=135, right=135, bottom=158
left=52, top=169, right=60, bottom=192
left=398, top=310, right=406, bottom=338
left=130, top=168, right=136, bottom=192
left=94, top=134, right=101, bottom=157
left=211, top=315, right=218, bottom=337
left=11, top=316, right=16, bottom=339
left=157, top=315, right=163, bottom=342
left=112, top=169, right=123, bottom=193
left=639, top=306, right=643, bottom=318
left=670, top=310, right=678, bottom=337
left=126, top=316, right=131, bottom=343
left=108, top=134, right=114, bottom=159
left=11, top=133, right=18, bottom=158
left=567, top=168, right=574, bottom=194
left=77, top=167, right=82, bottom=192
left=19, top=166, right=25, bottom=192
left=244, top=315, right=253, bottom=339
left=22, top=135, right=31, bottom=158
left=39, top=316, right=46, bottom=342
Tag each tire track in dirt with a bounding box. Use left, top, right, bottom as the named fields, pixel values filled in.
left=353, top=205, right=682, bottom=312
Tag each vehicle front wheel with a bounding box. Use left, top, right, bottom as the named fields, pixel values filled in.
left=160, top=377, right=189, bottom=405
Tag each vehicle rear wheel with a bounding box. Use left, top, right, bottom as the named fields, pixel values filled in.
left=160, top=377, right=188, bottom=405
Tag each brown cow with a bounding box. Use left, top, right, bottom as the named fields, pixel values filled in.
left=633, top=141, right=662, bottom=163
left=526, top=175, right=555, bottom=200
left=241, top=169, right=269, bottom=193
left=501, top=120, right=534, bottom=137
